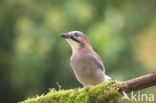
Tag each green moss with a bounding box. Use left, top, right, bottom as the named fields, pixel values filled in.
left=20, top=81, right=122, bottom=103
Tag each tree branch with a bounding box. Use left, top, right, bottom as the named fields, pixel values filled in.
left=21, top=72, right=156, bottom=103
left=119, top=72, right=156, bottom=93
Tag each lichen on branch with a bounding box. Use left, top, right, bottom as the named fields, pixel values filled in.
left=21, top=81, right=122, bottom=103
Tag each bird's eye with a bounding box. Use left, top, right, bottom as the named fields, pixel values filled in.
left=74, top=32, right=80, bottom=37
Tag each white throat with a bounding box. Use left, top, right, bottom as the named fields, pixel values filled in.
left=66, top=39, right=79, bottom=54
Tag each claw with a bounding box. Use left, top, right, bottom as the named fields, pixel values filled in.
left=111, top=80, right=116, bottom=84
left=75, top=88, right=78, bottom=91
left=85, top=86, right=90, bottom=91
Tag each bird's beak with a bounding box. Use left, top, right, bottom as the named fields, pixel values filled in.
left=61, top=33, right=80, bottom=43
left=61, top=33, right=70, bottom=39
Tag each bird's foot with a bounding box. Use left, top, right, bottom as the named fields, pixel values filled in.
left=75, top=88, right=78, bottom=91
left=85, top=86, right=91, bottom=91
left=111, top=80, right=116, bottom=84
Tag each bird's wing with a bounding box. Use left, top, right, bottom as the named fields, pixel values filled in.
left=90, top=51, right=105, bottom=72
left=98, top=61, right=105, bottom=72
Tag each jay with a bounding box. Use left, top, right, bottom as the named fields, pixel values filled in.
left=61, top=31, right=111, bottom=88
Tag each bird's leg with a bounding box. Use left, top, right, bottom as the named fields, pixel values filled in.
left=111, top=80, right=116, bottom=84
left=75, top=88, right=78, bottom=91
left=85, top=86, right=91, bottom=91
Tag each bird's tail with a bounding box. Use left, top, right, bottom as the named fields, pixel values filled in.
left=105, top=75, right=112, bottom=81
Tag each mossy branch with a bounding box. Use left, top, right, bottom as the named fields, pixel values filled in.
left=21, top=72, right=156, bottom=103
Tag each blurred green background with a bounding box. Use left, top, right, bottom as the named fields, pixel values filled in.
left=0, top=0, right=156, bottom=103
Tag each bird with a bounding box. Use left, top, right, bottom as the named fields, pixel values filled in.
left=61, top=31, right=111, bottom=88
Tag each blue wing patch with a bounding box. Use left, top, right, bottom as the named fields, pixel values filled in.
left=99, top=61, right=105, bottom=72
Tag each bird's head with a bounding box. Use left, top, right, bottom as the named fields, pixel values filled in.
left=61, top=31, right=92, bottom=53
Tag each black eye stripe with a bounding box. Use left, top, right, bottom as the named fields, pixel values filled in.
left=70, top=36, right=80, bottom=43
